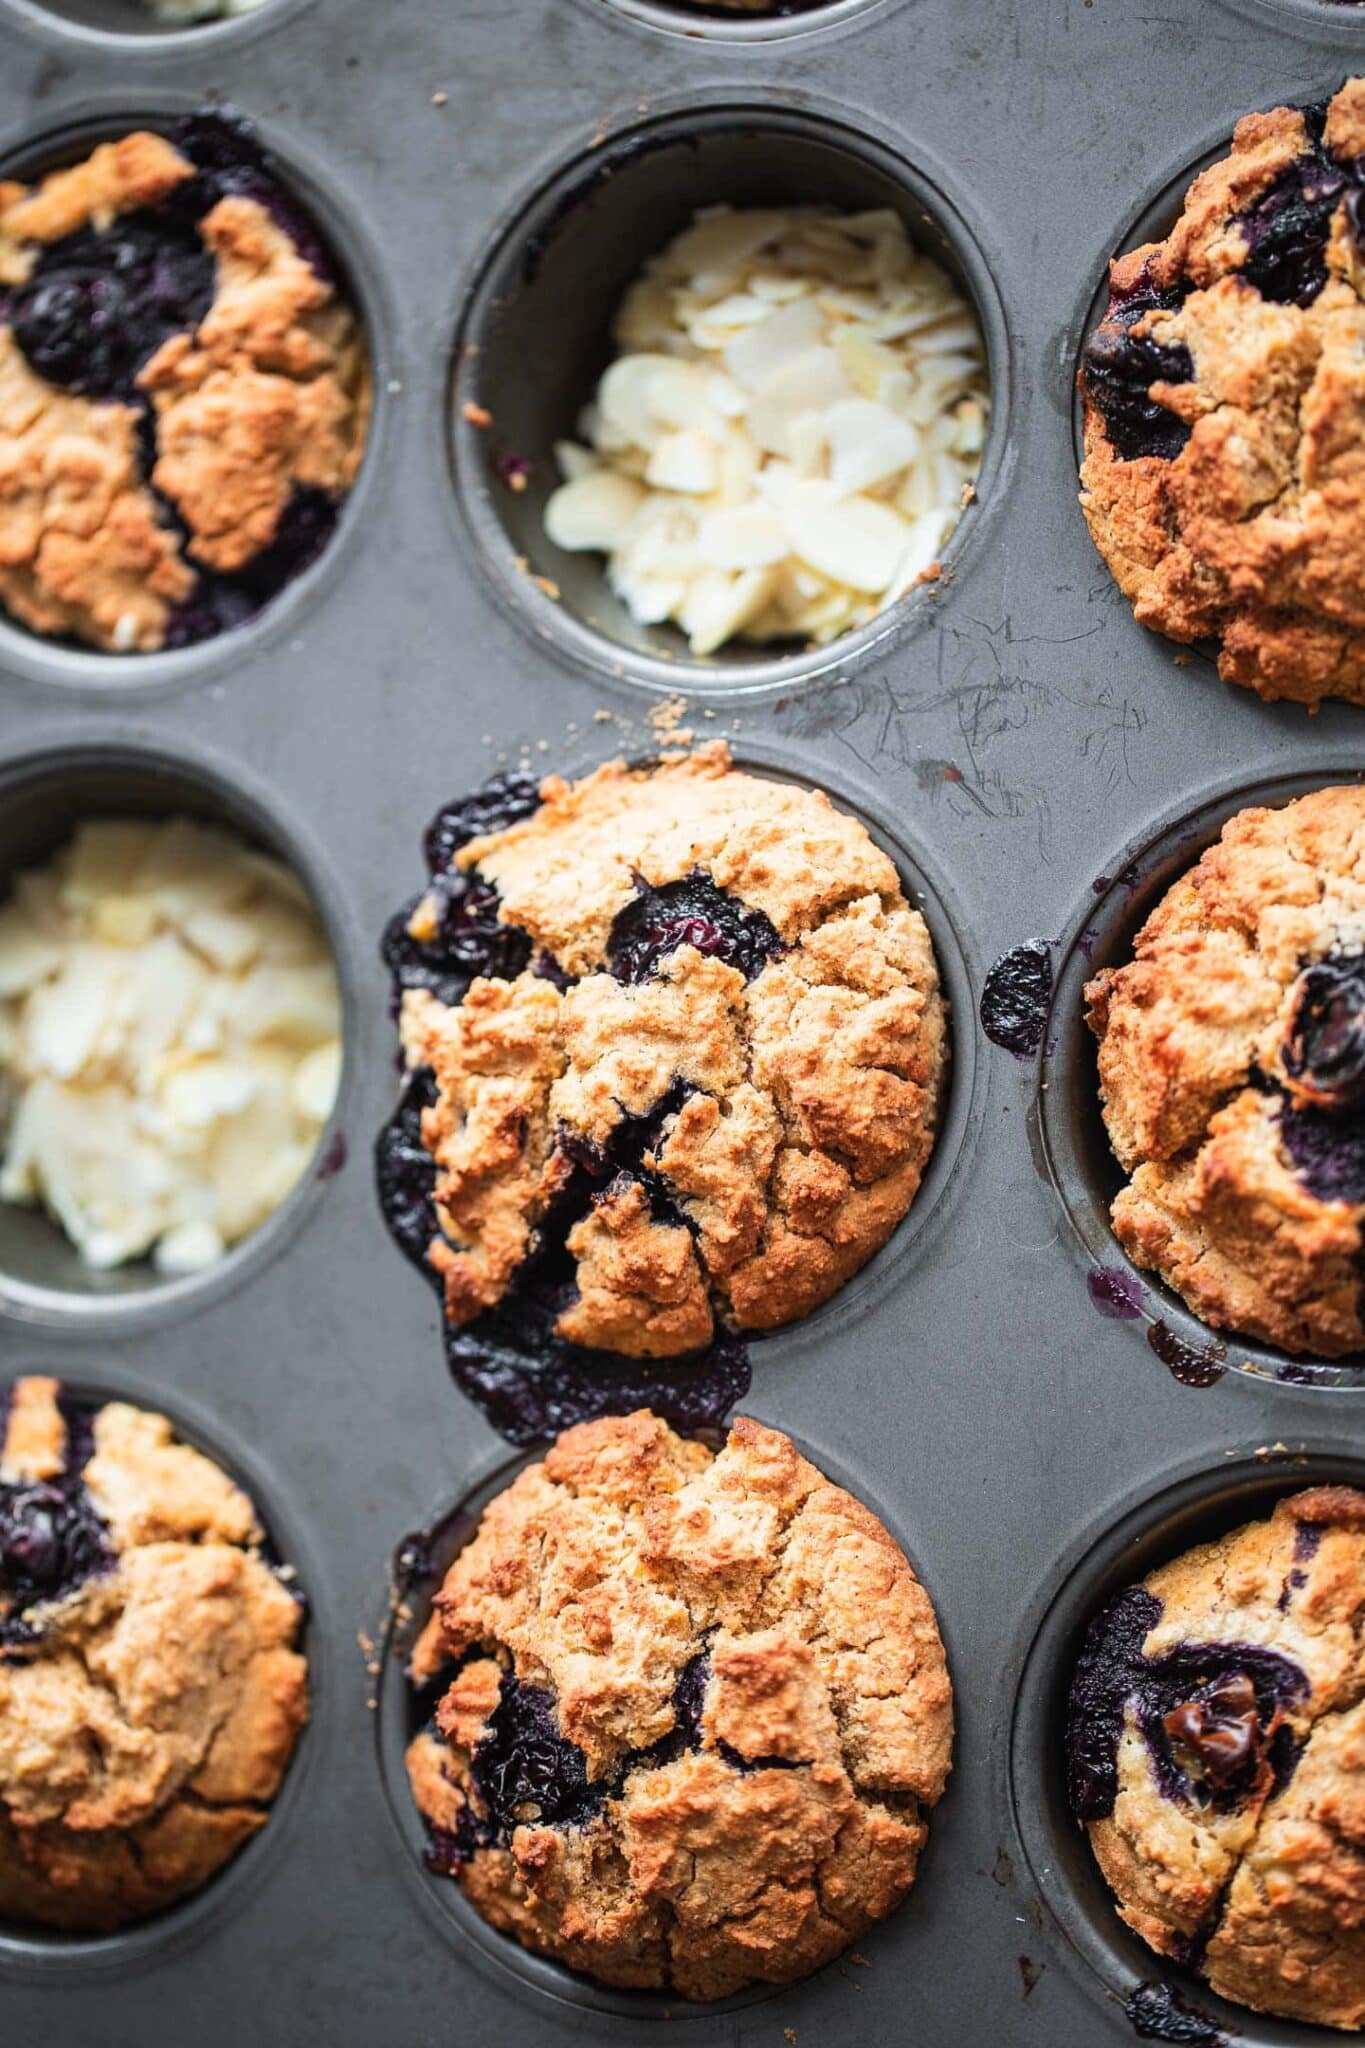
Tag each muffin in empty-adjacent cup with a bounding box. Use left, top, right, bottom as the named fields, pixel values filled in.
left=542, top=205, right=988, bottom=656
left=1066, top=1484, right=1365, bottom=2029
left=405, top=1410, right=953, bottom=1998
left=0, top=812, right=342, bottom=1279
left=376, top=741, right=947, bottom=1440
left=1079, top=77, right=1365, bottom=708
left=0, top=1375, right=308, bottom=1931
left=0, top=108, right=369, bottom=656
left=1086, top=786, right=1365, bottom=1356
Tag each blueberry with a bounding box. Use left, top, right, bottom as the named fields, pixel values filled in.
left=0, top=1465, right=114, bottom=1647
left=381, top=871, right=534, bottom=1013
left=1082, top=282, right=1193, bottom=463
left=422, top=774, right=542, bottom=876
left=1284, top=950, right=1365, bottom=1111
left=606, top=871, right=782, bottom=985
left=8, top=213, right=213, bottom=400
left=1066, top=1586, right=1307, bottom=1822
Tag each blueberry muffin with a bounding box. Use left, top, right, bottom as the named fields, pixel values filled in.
left=0, top=108, right=369, bottom=653
left=405, top=1410, right=953, bottom=1998
left=1079, top=78, right=1365, bottom=708
left=1086, top=787, right=1365, bottom=1356
left=377, top=740, right=947, bottom=1441
left=0, top=1376, right=308, bottom=1930
left=1067, top=1485, right=1365, bottom=2030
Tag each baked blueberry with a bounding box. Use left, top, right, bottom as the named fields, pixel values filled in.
left=0, top=109, right=368, bottom=653
left=0, top=1376, right=308, bottom=1931
left=1079, top=78, right=1365, bottom=707
left=404, top=1411, right=953, bottom=1997
left=1086, top=787, right=1365, bottom=1356
left=376, top=743, right=947, bottom=1442
left=1066, top=1486, right=1365, bottom=2030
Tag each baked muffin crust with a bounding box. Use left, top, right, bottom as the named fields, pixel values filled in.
left=1086, top=786, right=1365, bottom=1356
left=1067, top=1486, right=1365, bottom=2030
left=1079, top=78, right=1365, bottom=707
left=378, top=741, right=947, bottom=1439
left=0, top=112, right=368, bottom=654
left=0, top=1376, right=308, bottom=1931
left=406, top=1411, right=953, bottom=1998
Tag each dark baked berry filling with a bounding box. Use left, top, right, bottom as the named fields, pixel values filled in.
left=5, top=210, right=214, bottom=401
left=374, top=1067, right=443, bottom=1274
left=1066, top=1586, right=1308, bottom=1821
left=421, top=773, right=542, bottom=876
left=161, top=485, right=339, bottom=649
left=606, top=871, right=783, bottom=986
left=1082, top=280, right=1193, bottom=464
left=980, top=939, right=1053, bottom=1056
left=421, top=1647, right=797, bottom=1876
left=1126, top=1982, right=1229, bottom=2046
left=382, top=874, right=533, bottom=1014
left=1284, top=951, right=1365, bottom=1111
left=1269, top=949, right=1365, bottom=1204
left=1231, top=104, right=1365, bottom=309
left=382, top=777, right=549, bottom=1013
left=0, top=1396, right=113, bottom=1650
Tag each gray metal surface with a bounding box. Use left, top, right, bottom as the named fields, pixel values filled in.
left=0, top=0, right=1362, bottom=2040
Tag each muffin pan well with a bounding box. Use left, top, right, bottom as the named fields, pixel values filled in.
left=0, top=104, right=391, bottom=695
left=0, top=741, right=354, bottom=1329
left=2, top=1, right=1365, bottom=2044
left=450, top=99, right=1008, bottom=695
left=0, top=1362, right=325, bottom=1980
left=1009, top=1445, right=1365, bottom=2048
left=1033, top=768, right=1365, bottom=1393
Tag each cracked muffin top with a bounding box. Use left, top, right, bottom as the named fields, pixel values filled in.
left=377, top=740, right=947, bottom=1443
left=404, top=1410, right=953, bottom=1999
left=0, top=1375, right=308, bottom=1931
left=1079, top=77, right=1365, bottom=708
left=1086, top=786, right=1365, bottom=1358
left=0, top=109, right=369, bottom=655
left=1066, top=1485, right=1365, bottom=2030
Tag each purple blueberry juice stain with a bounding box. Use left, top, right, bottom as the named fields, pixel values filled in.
left=980, top=940, right=1053, bottom=1057
left=1126, top=1982, right=1229, bottom=2046
left=421, top=774, right=541, bottom=876
left=0, top=108, right=356, bottom=651
left=1088, top=1267, right=1146, bottom=1321
left=1147, top=1322, right=1226, bottom=1388
left=0, top=1393, right=114, bottom=1651
left=606, top=870, right=782, bottom=986
left=1066, top=1585, right=1308, bottom=1824
left=1082, top=274, right=1193, bottom=463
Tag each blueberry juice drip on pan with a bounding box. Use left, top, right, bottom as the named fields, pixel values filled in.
left=1082, top=276, right=1193, bottom=463
left=1066, top=1586, right=1309, bottom=1822
left=1126, top=1982, right=1229, bottom=2047
left=0, top=108, right=349, bottom=648
left=1276, top=949, right=1365, bottom=1204
left=0, top=1395, right=114, bottom=1650
left=980, top=940, right=1053, bottom=1057
left=606, top=871, right=783, bottom=985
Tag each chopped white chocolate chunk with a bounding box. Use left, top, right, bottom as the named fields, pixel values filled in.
left=0, top=817, right=343, bottom=1275
left=543, top=204, right=990, bottom=654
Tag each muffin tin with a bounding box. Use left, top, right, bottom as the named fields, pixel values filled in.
left=1, top=0, right=1363, bottom=2041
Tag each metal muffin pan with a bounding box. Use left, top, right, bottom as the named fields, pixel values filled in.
left=0, top=0, right=1362, bottom=2041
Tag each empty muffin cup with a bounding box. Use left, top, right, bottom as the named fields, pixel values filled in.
left=0, top=744, right=349, bottom=1325
left=450, top=102, right=1005, bottom=693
